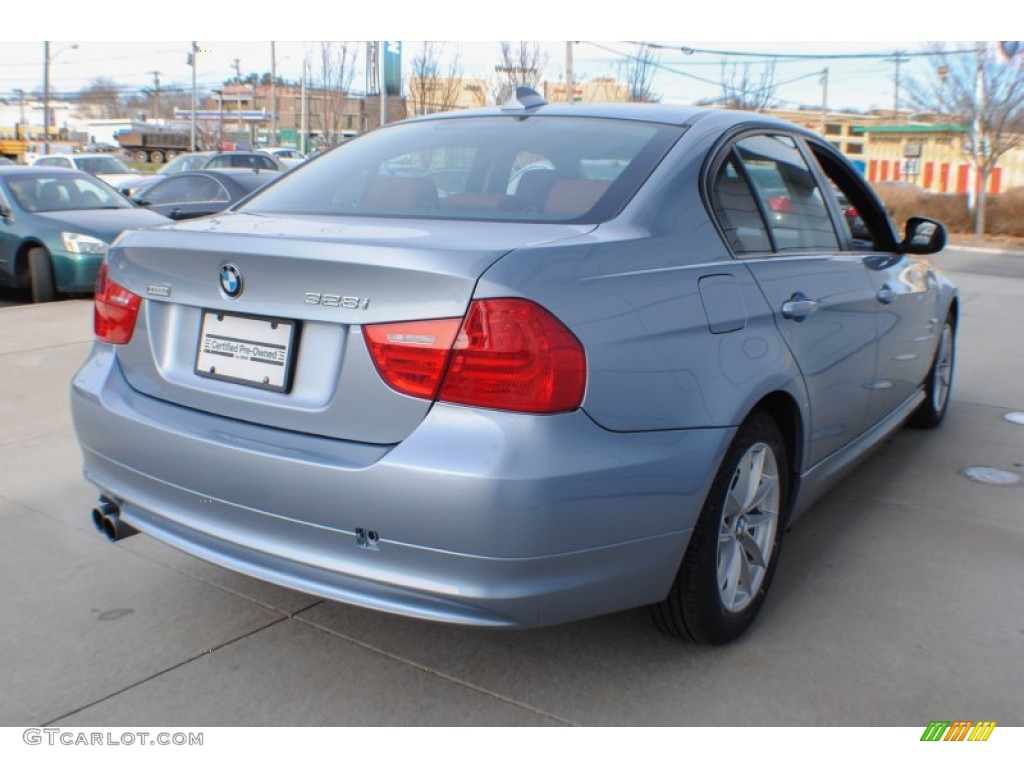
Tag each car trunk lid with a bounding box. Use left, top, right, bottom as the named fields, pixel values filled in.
left=108, top=212, right=594, bottom=444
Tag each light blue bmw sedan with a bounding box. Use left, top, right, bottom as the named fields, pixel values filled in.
left=71, top=91, right=957, bottom=643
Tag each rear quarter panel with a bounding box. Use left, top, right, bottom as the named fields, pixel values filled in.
left=474, top=122, right=810, bottom=442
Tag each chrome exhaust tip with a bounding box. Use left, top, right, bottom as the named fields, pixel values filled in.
left=91, top=497, right=138, bottom=542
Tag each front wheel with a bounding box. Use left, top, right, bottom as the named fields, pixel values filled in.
left=908, top=318, right=955, bottom=429
left=652, top=410, right=788, bottom=644
left=27, top=246, right=57, bottom=303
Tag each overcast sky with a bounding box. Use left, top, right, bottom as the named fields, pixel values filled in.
left=0, top=2, right=996, bottom=113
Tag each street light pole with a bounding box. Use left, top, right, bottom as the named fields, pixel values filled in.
left=42, top=41, right=77, bottom=155
left=43, top=42, right=50, bottom=154
left=190, top=42, right=198, bottom=151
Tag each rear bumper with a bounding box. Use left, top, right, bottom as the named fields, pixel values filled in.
left=71, top=345, right=734, bottom=628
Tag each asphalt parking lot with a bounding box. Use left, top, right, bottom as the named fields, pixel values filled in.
left=1, top=245, right=1022, bottom=726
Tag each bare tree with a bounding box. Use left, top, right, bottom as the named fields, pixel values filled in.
left=409, top=42, right=464, bottom=115
left=717, top=60, right=778, bottom=111
left=490, top=41, right=548, bottom=105
left=313, top=42, right=358, bottom=145
left=74, top=78, right=124, bottom=118
left=907, top=43, right=1024, bottom=235
left=619, top=42, right=660, bottom=103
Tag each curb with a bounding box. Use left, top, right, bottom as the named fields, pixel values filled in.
left=942, top=241, right=1024, bottom=257
left=947, top=243, right=1024, bottom=256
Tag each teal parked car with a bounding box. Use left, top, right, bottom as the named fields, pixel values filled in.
left=0, top=167, right=167, bottom=302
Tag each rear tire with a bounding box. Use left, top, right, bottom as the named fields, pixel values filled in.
left=652, top=410, right=789, bottom=644
left=149, top=150, right=164, bottom=164
left=27, top=246, right=56, bottom=303
left=908, top=317, right=955, bottom=429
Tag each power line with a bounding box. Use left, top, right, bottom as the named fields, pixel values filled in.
left=641, top=42, right=980, bottom=60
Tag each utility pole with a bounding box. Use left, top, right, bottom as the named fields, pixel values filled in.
left=888, top=50, right=909, bottom=122
left=43, top=42, right=50, bottom=154
left=820, top=66, right=829, bottom=133
left=149, top=71, right=162, bottom=121
left=270, top=42, right=277, bottom=146
left=212, top=89, right=223, bottom=148
left=189, top=42, right=198, bottom=151
left=15, top=88, right=25, bottom=140
left=233, top=58, right=243, bottom=137
left=969, top=42, right=987, bottom=235
left=379, top=41, right=387, bottom=128
left=300, top=56, right=307, bottom=155
left=565, top=41, right=574, bottom=103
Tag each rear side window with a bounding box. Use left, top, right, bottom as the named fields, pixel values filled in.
left=242, top=116, right=684, bottom=223
left=711, top=156, right=771, bottom=254
left=735, top=135, right=839, bottom=253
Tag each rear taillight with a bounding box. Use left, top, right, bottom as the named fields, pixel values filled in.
left=365, top=298, right=586, bottom=414
left=94, top=263, right=142, bottom=345
left=363, top=318, right=462, bottom=399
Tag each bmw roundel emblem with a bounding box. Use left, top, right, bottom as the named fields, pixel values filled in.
left=219, top=264, right=242, bottom=298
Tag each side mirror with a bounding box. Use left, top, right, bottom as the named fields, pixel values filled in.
left=900, top=216, right=946, bottom=255
left=0, top=201, right=11, bottom=221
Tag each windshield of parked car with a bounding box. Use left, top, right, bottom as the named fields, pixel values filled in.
left=5, top=173, right=134, bottom=211
left=159, top=154, right=211, bottom=174
left=242, top=116, right=684, bottom=223
left=75, top=156, right=132, bottom=175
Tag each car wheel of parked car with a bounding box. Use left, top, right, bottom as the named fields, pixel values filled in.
left=28, top=246, right=57, bottom=303
left=908, top=318, right=955, bottom=429
left=652, top=410, right=788, bottom=644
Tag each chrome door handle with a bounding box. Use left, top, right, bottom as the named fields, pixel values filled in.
left=781, top=293, right=820, bottom=322
left=877, top=285, right=895, bottom=304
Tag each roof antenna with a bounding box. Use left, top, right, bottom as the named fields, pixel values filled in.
left=501, top=86, right=548, bottom=112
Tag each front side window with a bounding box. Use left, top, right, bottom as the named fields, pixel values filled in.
left=735, top=135, right=839, bottom=253
left=242, top=116, right=684, bottom=223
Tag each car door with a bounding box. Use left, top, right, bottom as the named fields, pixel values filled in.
left=710, top=132, right=880, bottom=467
left=803, top=140, right=941, bottom=427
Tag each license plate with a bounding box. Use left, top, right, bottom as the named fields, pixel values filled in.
left=194, top=311, right=297, bottom=392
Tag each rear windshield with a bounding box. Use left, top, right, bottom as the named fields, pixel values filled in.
left=76, top=156, right=131, bottom=175
left=242, top=116, right=684, bottom=223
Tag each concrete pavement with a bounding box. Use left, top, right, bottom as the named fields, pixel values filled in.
left=0, top=251, right=1022, bottom=726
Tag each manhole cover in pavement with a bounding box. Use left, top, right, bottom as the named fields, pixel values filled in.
left=1003, top=412, right=1024, bottom=426
left=962, top=466, right=1021, bottom=486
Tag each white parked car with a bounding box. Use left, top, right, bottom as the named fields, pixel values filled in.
left=32, top=154, right=149, bottom=190
left=256, top=147, right=306, bottom=168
